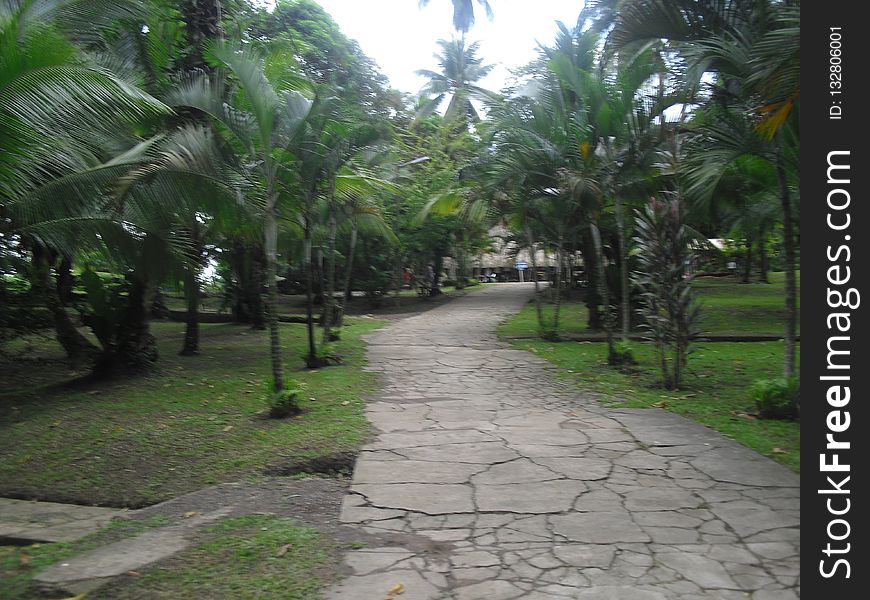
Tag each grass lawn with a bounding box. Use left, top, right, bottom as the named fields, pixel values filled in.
left=98, top=515, right=334, bottom=600
left=0, top=317, right=384, bottom=507
left=498, top=272, right=800, bottom=338
left=511, top=340, right=800, bottom=471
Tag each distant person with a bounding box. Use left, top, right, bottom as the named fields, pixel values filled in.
left=403, top=267, right=412, bottom=288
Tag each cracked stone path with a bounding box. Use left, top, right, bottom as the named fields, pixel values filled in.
left=325, top=283, right=799, bottom=600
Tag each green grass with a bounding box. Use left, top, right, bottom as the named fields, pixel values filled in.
left=512, top=339, right=800, bottom=471
left=0, top=516, right=170, bottom=600
left=97, top=515, right=333, bottom=600
left=0, top=318, right=384, bottom=507
left=498, top=271, right=800, bottom=338
left=0, top=515, right=332, bottom=600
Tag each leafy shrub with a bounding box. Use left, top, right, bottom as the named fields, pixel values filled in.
left=750, top=377, right=799, bottom=419
left=608, top=341, right=637, bottom=366
left=268, top=379, right=303, bottom=418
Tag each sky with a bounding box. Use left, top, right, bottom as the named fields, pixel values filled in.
left=301, top=1, right=587, bottom=96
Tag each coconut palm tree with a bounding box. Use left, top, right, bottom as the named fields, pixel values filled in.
left=168, top=40, right=313, bottom=391
left=591, top=0, right=800, bottom=378
left=418, top=0, right=493, bottom=35
left=1, top=0, right=171, bottom=362
left=415, top=38, right=495, bottom=128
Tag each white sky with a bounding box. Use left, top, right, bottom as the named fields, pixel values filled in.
left=304, top=1, right=587, bottom=96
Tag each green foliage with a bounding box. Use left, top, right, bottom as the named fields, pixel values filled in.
left=633, top=197, right=702, bottom=388
left=750, top=377, right=799, bottom=420
left=268, top=379, right=303, bottom=418
left=608, top=340, right=637, bottom=366
left=78, top=268, right=126, bottom=350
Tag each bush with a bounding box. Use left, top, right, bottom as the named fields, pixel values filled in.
left=750, top=377, right=799, bottom=419
left=608, top=341, right=637, bottom=366
left=268, top=379, right=303, bottom=418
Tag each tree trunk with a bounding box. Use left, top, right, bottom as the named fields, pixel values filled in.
left=105, top=276, right=158, bottom=373
left=322, top=200, right=338, bottom=344
left=590, top=222, right=614, bottom=356
left=742, top=237, right=752, bottom=283
left=56, top=256, right=75, bottom=304
left=304, top=219, right=319, bottom=367
left=180, top=266, right=200, bottom=356
left=31, top=246, right=97, bottom=362
left=336, top=223, right=358, bottom=327
left=757, top=229, right=769, bottom=283
left=774, top=132, right=797, bottom=379
left=615, top=193, right=630, bottom=340
left=552, top=240, right=564, bottom=337
left=431, top=253, right=444, bottom=296
left=264, top=202, right=284, bottom=391
left=582, top=233, right=602, bottom=331
left=248, top=244, right=266, bottom=330
left=525, top=226, right=544, bottom=329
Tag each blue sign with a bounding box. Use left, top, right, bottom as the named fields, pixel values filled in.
left=515, top=261, right=529, bottom=270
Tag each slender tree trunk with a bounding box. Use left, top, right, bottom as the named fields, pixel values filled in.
left=180, top=266, right=200, bottom=356
left=615, top=193, right=630, bottom=340
left=742, top=237, right=753, bottom=283
left=180, top=232, right=203, bottom=356
left=758, top=229, right=769, bottom=283
left=590, top=222, right=614, bottom=356
left=336, top=223, right=358, bottom=327
left=775, top=132, right=797, bottom=378
left=31, top=246, right=97, bottom=362
left=107, top=276, right=158, bottom=373
left=56, top=256, right=74, bottom=304
left=525, top=226, right=544, bottom=328
left=566, top=250, right=575, bottom=300
left=552, top=240, right=564, bottom=337
left=582, top=233, right=601, bottom=331
left=304, top=219, right=318, bottom=366
left=264, top=201, right=284, bottom=391
left=322, top=199, right=338, bottom=344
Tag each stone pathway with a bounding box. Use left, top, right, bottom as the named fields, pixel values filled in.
left=0, top=498, right=122, bottom=544
left=324, top=283, right=800, bottom=600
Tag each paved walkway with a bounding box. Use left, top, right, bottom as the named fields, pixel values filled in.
left=325, top=283, right=800, bottom=600
left=0, top=498, right=122, bottom=544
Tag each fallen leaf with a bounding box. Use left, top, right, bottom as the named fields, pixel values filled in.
left=385, top=582, right=405, bottom=598
left=62, top=594, right=87, bottom=600
left=19, top=554, right=30, bottom=566
left=183, top=511, right=200, bottom=518
left=772, top=447, right=787, bottom=454
left=223, top=425, right=234, bottom=432
left=275, top=544, right=293, bottom=557
left=341, top=401, right=350, bottom=406
left=652, top=401, right=667, bottom=409
left=127, top=571, right=141, bottom=577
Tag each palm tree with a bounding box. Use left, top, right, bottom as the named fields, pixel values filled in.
left=1, top=0, right=170, bottom=363
left=591, top=0, right=800, bottom=379
left=416, top=38, right=495, bottom=128
left=168, top=41, right=313, bottom=391
left=418, top=0, right=493, bottom=35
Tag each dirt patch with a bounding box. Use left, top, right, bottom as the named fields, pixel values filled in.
left=263, top=451, right=358, bottom=477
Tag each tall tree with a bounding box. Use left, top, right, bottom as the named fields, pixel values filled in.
left=415, top=38, right=495, bottom=128
left=419, top=0, right=493, bottom=35
left=169, top=41, right=313, bottom=391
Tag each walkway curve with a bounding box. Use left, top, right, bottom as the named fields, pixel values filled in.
left=325, top=283, right=799, bottom=600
